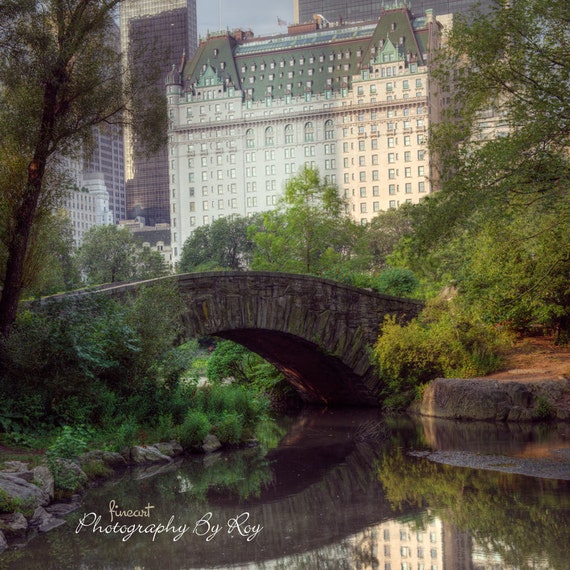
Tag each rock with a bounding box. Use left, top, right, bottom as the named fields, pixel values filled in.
left=32, top=465, right=54, bottom=500
left=0, top=512, right=28, bottom=539
left=2, top=461, right=29, bottom=473
left=45, top=501, right=81, bottom=517
left=0, top=530, right=7, bottom=554
left=202, top=434, right=222, bottom=453
left=414, top=377, right=570, bottom=421
left=152, top=441, right=184, bottom=457
left=51, top=460, right=88, bottom=491
left=0, top=473, right=50, bottom=509
left=79, top=450, right=127, bottom=469
left=28, top=506, right=65, bottom=533
left=129, top=445, right=173, bottom=464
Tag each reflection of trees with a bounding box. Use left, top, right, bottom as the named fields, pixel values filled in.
left=378, top=448, right=570, bottom=570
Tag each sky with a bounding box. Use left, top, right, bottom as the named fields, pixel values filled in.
left=196, top=0, right=294, bottom=39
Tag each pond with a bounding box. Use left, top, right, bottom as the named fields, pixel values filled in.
left=2, top=409, right=569, bottom=569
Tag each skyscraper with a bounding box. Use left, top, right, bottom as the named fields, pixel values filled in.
left=294, top=0, right=493, bottom=23
left=119, top=0, right=197, bottom=225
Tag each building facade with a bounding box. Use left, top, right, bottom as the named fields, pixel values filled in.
left=119, top=0, right=198, bottom=225
left=166, top=5, right=445, bottom=261
left=294, top=0, right=493, bottom=23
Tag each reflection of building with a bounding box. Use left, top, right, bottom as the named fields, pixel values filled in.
left=167, top=4, right=446, bottom=261
left=119, top=0, right=198, bottom=226
left=293, top=0, right=494, bottom=23
left=354, top=516, right=446, bottom=570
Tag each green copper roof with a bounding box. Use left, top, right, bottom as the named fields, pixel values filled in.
left=183, top=7, right=434, bottom=101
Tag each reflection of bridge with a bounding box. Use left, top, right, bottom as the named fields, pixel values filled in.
left=86, top=271, right=423, bottom=406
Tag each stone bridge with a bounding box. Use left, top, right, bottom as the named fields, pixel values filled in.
left=87, top=271, right=423, bottom=406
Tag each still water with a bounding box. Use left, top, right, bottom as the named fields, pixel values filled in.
left=2, top=409, right=570, bottom=570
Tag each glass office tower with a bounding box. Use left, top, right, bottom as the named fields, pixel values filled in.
left=120, top=0, right=197, bottom=225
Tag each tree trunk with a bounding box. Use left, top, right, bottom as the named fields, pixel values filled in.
left=0, top=81, right=58, bottom=337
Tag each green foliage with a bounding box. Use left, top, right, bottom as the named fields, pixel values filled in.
left=46, top=426, right=90, bottom=492
left=77, top=224, right=170, bottom=286
left=394, top=0, right=570, bottom=337
left=534, top=396, right=556, bottom=421
left=206, top=341, right=251, bottom=383
left=178, top=214, right=261, bottom=273
left=0, top=0, right=165, bottom=335
left=322, top=266, right=419, bottom=297
left=0, top=488, right=21, bottom=514
left=373, top=299, right=508, bottom=409
left=250, top=166, right=360, bottom=274
left=213, top=411, right=243, bottom=444
left=178, top=411, right=211, bottom=449
left=112, top=417, right=140, bottom=452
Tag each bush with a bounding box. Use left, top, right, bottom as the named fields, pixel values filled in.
left=213, top=411, right=243, bottom=444
left=321, top=267, right=419, bottom=297
left=373, top=299, right=507, bottom=410
left=113, top=417, right=140, bottom=452
left=46, top=426, right=90, bottom=492
left=179, top=411, right=211, bottom=449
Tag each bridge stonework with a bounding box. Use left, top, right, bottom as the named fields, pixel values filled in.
left=174, top=272, right=422, bottom=406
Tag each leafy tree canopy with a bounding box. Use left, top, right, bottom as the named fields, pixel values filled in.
left=78, top=224, right=169, bottom=285
left=178, top=214, right=261, bottom=273
left=395, top=0, right=570, bottom=339
left=250, top=166, right=361, bottom=274
left=0, top=0, right=165, bottom=336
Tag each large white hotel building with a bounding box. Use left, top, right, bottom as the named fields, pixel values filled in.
left=166, top=4, right=447, bottom=262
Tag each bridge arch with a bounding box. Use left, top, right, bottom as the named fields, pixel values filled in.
left=175, top=272, right=422, bottom=406
left=84, top=271, right=422, bottom=406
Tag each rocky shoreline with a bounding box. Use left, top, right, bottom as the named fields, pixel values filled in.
left=0, top=438, right=224, bottom=554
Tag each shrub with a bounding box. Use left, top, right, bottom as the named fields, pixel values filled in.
left=179, top=411, right=211, bottom=449
left=46, top=426, right=90, bottom=492
left=113, top=417, right=140, bottom=452
left=373, top=299, right=507, bottom=410
left=213, top=411, right=243, bottom=444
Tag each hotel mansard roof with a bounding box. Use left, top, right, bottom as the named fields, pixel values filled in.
left=181, top=6, right=439, bottom=102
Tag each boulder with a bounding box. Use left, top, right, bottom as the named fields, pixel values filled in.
left=79, top=450, right=127, bottom=469
left=0, top=530, right=7, bottom=554
left=202, top=434, right=222, bottom=453
left=0, top=512, right=28, bottom=539
left=414, top=377, right=570, bottom=421
left=2, top=461, right=29, bottom=473
left=152, top=442, right=184, bottom=457
left=129, top=445, right=173, bottom=464
left=32, top=465, right=54, bottom=500
left=0, top=473, right=50, bottom=509
left=29, top=506, right=66, bottom=533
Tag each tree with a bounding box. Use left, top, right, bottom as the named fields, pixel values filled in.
left=251, top=166, right=358, bottom=274
left=78, top=225, right=137, bottom=285
left=77, top=224, right=169, bottom=285
left=0, top=0, right=164, bottom=336
left=398, top=0, right=570, bottom=338
left=178, top=214, right=261, bottom=273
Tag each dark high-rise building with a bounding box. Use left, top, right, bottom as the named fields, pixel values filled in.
left=294, top=0, right=493, bottom=23
left=120, top=0, right=197, bottom=225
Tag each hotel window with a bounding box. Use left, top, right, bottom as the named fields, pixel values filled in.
left=285, top=124, right=294, bottom=144
left=324, top=119, right=334, bottom=140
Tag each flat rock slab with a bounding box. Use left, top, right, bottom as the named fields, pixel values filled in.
left=410, top=449, right=570, bottom=480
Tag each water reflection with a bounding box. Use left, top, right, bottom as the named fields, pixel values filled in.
left=1, top=410, right=569, bottom=569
